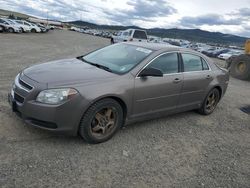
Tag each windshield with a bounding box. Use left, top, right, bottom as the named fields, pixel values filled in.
left=82, top=43, right=153, bottom=74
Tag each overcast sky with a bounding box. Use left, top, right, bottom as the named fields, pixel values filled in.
left=1, top=0, right=250, bottom=37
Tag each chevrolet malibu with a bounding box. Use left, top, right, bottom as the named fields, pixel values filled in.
left=8, top=43, right=229, bottom=143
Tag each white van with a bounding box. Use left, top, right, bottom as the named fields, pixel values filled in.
left=111, top=29, right=148, bottom=44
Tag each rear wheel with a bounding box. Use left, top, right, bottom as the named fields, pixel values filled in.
left=198, top=88, right=220, bottom=115
left=79, top=98, right=124, bottom=144
left=31, top=29, right=36, bottom=33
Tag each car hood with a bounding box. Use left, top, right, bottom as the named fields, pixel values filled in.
left=23, top=58, right=117, bottom=86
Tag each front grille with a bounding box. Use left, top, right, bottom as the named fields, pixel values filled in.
left=19, top=78, right=33, bottom=91
left=14, top=93, right=24, bottom=103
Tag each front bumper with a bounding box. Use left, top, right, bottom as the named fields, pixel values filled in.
left=8, top=74, right=88, bottom=136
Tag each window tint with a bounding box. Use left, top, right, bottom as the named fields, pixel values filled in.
left=83, top=43, right=152, bottom=74
left=122, top=31, right=129, bottom=36
left=0, top=19, right=4, bottom=23
left=133, top=30, right=147, bottom=39
left=201, top=58, right=209, bottom=70
left=182, top=53, right=203, bottom=72
left=147, top=53, right=179, bottom=74
left=129, top=30, right=132, bottom=36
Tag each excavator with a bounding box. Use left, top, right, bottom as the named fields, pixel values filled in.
left=226, top=39, right=250, bottom=80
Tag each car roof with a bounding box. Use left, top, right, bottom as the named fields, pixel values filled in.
left=125, top=42, right=182, bottom=51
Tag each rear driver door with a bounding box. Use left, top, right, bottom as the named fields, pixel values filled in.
left=178, top=53, right=213, bottom=108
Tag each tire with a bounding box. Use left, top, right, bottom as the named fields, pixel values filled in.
left=8, top=27, right=14, bottom=33
left=0, top=26, right=4, bottom=32
left=31, top=29, right=36, bottom=33
left=229, top=55, right=250, bottom=80
left=198, top=88, right=220, bottom=115
left=21, top=28, right=24, bottom=33
left=110, top=38, right=114, bottom=44
left=79, top=98, right=124, bottom=144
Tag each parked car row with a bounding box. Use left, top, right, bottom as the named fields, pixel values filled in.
left=0, top=18, right=52, bottom=33
left=69, top=26, right=244, bottom=61
left=198, top=47, right=243, bottom=60
left=69, top=26, right=113, bottom=38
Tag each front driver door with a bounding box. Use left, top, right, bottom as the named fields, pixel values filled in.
left=132, top=52, right=183, bottom=117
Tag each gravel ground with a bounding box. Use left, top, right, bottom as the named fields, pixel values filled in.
left=0, top=30, right=250, bottom=188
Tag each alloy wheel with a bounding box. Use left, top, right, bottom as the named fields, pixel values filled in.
left=205, top=91, right=219, bottom=112
left=90, top=107, right=117, bottom=138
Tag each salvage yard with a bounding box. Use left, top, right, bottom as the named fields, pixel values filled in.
left=0, top=30, right=250, bottom=187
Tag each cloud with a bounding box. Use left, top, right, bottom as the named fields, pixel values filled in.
left=0, top=0, right=249, bottom=37
left=102, top=0, right=177, bottom=25
left=180, top=14, right=240, bottom=27
left=126, top=0, right=177, bottom=19
left=232, top=8, right=250, bottom=17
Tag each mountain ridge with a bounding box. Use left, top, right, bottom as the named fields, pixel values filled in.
left=67, top=20, right=248, bottom=46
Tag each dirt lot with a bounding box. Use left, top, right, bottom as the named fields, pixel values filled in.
left=0, top=30, right=250, bottom=188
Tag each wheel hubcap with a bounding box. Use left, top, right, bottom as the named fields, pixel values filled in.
left=91, top=107, right=116, bottom=136
left=206, top=92, right=218, bottom=112
left=237, top=62, right=246, bottom=73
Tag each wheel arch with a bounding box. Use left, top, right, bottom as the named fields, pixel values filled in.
left=214, top=85, right=223, bottom=100
left=87, top=95, right=128, bottom=120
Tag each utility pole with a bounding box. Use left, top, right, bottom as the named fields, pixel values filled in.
left=47, top=11, right=48, bottom=25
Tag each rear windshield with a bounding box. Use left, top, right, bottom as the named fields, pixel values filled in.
left=133, top=30, right=147, bottom=39
left=82, top=43, right=153, bottom=74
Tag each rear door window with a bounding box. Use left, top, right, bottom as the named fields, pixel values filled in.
left=201, top=58, right=209, bottom=70
left=133, top=30, right=147, bottom=39
left=181, top=53, right=203, bottom=72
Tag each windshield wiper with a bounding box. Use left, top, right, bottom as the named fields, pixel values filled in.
left=81, top=58, right=113, bottom=73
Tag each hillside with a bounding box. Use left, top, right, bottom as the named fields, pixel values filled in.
left=0, top=9, right=35, bottom=19
left=67, top=20, right=247, bottom=46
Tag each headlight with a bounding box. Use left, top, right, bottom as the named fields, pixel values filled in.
left=36, top=88, right=78, bottom=104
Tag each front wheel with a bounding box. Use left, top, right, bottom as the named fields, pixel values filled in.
left=31, top=29, right=36, bottom=33
left=198, top=88, right=220, bottom=115
left=79, top=98, right=124, bottom=144
left=8, top=28, right=14, bottom=33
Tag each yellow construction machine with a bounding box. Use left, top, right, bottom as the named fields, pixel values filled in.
left=227, top=39, right=250, bottom=80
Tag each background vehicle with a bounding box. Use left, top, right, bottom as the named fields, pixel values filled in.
left=10, top=19, right=31, bottom=33
left=111, top=29, right=148, bottom=44
left=0, top=18, right=21, bottom=33
left=16, top=20, right=41, bottom=33
left=226, top=39, right=250, bottom=80
left=218, top=50, right=242, bottom=60
left=36, top=23, right=49, bottom=33
left=208, top=49, right=230, bottom=57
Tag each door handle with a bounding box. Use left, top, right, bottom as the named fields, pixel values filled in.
left=173, top=78, right=181, bottom=83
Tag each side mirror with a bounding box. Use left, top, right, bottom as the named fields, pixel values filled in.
left=139, top=67, right=163, bottom=77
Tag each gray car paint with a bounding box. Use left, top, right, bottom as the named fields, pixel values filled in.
left=9, top=42, right=229, bottom=135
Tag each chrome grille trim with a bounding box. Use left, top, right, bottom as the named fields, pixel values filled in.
left=14, top=74, right=34, bottom=93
